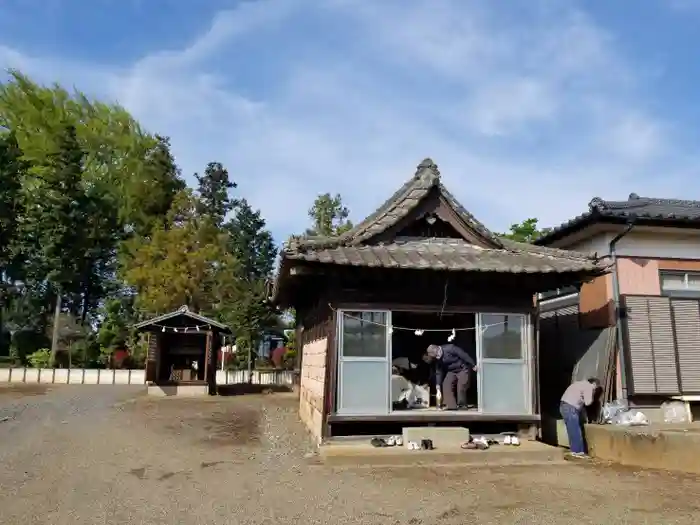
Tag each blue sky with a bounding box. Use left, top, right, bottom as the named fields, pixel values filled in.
left=2, top=0, right=700, bottom=244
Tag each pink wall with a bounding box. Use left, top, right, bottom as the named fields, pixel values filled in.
left=617, top=258, right=661, bottom=296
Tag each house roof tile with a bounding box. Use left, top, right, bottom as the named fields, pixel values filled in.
left=535, top=193, right=700, bottom=245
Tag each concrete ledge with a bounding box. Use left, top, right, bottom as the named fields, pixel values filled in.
left=586, top=423, right=700, bottom=474
left=147, top=384, right=208, bottom=397
left=319, top=440, right=564, bottom=467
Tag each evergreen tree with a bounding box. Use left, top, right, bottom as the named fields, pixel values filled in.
left=223, top=198, right=278, bottom=376
left=0, top=132, right=25, bottom=356
left=226, top=199, right=276, bottom=280
left=17, top=124, right=89, bottom=364
left=306, top=193, right=353, bottom=236
left=195, top=161, right=237, bottom=227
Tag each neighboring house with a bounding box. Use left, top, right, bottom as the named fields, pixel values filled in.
left=273, top=158, right=606, bottom=445
left=536, top=193, right=700, bottom=421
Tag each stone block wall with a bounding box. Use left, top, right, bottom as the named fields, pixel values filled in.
left=299, top=337, right=328, bottom=445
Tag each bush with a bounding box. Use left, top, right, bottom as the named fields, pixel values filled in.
left=27, top=348, right=51, bottom=368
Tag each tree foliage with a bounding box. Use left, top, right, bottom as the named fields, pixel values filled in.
left=306, top=193, right=353, bottom=236
left=0, top=70, right=283, bottom=370
left=498, top=218, right=551, bottom=244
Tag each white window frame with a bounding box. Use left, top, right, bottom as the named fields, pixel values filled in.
left=660, top=270, right=700, bottom=297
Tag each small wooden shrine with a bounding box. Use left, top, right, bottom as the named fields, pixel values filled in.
left=134, top=305, right=231, bottom=395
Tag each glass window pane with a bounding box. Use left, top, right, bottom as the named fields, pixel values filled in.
left=661, top=273, right=686, bottom=290
left=687, top=274, right=700, bottom=290
left=480, top=314, right=524, bottom=359
left=341, top=311, right=387, bottom=358
left=480, top=362, right=528, bottom=414
left=338, top=361, right=389, bottom=414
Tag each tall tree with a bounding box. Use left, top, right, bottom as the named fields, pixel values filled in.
left=16, top=124, right=89, bottom=364
left=226, top=199, right=276, bottom=279
left=195, top=162, right=237, bottom=227
left=306, top=193, right=353, bottom=236
left=130, top=136, right=186, bottom=236
left=498, top=218, right=551, bottom=244
left=0, top=132, right=25, bottom=355
left=122, top=191, right=239, bottom=316
left=0, top=71, right=186, bottom=326
left=223, top=198, right=277, bottom=376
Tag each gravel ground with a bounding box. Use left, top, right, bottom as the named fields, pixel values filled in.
left=1, top=385, right=700, bottom=524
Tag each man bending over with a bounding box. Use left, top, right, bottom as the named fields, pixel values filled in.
left=423, top=343, right=478, bottom=410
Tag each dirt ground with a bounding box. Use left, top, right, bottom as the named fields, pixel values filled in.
left=1, top=385, right=700, bottom=524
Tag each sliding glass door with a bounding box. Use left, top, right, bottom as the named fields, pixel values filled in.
left=336, top=310, right=392, bottom=415
left=476, top=313, right=531, bottom=415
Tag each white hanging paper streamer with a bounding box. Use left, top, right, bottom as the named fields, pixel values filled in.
left=414, top=329, right=424, bottom=336
left=447, top=328, right=456, bottom=342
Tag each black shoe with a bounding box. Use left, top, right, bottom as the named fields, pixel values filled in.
left=420, top=439, right=434, bottom=450
left=457, top=405, right=469, bottom=410
left=370, top=437, right=388, bottom=448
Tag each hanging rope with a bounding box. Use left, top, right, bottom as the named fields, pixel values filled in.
left=150, top=323, right=212, bottom=333
left=327, top=303, right=510, bottom=335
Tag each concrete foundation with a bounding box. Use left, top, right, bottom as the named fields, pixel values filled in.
left=402, top=426, right=470, bottom=448
left=585, top=423, right=700, bottom=474
left=318, top=439, right=564, bottom=467
left=147, top=384, right=209, bottom=397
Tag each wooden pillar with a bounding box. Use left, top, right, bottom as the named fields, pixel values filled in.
left=205, top=331, right=214, bottom=395
left=145, top=332, right=158, bottom=383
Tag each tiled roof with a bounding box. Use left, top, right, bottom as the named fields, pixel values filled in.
left=289, top=158, right=501, bottom=251
left=285, top=237, right=602, bottom=273
left=280, top=158, right=604, bottom=275
left=535, top=193, right=700, bottom=245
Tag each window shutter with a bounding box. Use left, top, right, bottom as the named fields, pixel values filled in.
left=671, top=299, right=700, bottom=393
left=623, top=296, right=680, bottom=395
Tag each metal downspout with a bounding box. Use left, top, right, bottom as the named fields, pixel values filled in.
left=609, top=220, right=635, bottom=402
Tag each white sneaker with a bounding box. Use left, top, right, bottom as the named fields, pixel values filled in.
left=395, top=436, right=403, bottom=446
left=408, top=441, right=420, bottom=450
left=511, top=436, right=520, bottom=446
left=503, top=435, right=512, bottom=445
left=473, top=436, right=490, bottom=450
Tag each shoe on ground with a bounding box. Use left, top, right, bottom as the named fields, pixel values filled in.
left=503, top=435, right=512, bottom=445
left=511, top=436, right=520, bottom=446
left=472, top=436, right=490, bottom=450
left=370, top=437, right=388, bottom=448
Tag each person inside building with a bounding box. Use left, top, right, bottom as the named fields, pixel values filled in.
left=560, top=377, right=601, bottom=458
left=423, top=343, right=478, bottom=410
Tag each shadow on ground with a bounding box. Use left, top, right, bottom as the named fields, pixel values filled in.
left=124, top=395, right=263, bottom=447
left=217, top=383, right=292, bottom=396
left=0, top=384, right=50, bottom=399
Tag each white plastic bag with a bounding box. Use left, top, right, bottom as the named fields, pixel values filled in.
left=615, top=409, right=649, bottom=426
left=602, top=400, right=628, bottom=424
left=661, top=400, right=689, bottom=424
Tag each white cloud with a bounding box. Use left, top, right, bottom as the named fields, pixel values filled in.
left=0, top=0, right=695, bottom=242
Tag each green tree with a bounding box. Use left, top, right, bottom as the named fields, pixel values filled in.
left=121, top=191, right=239, bottom=316
left=195, top=162, right=237, bottom=227
left=0, top=71, right=186, bottom=343
left=96, top=295, right=137, bottom=363
left=306, top=193, right=353, bottom=236
left=0, top=131, right=25, bottom=356
left=15, top=124, right=90, bottom=365
left=226, top=199, right=276, bottom=279
left=498, top=218, right=551, bottom=244
left=222, top=198, right=278, bottom=377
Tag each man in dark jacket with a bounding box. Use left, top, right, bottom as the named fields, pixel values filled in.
left=424, top=344, right=478, bottom=410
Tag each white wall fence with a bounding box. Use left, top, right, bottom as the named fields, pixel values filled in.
left=0, top=368, right=297, bottom=386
